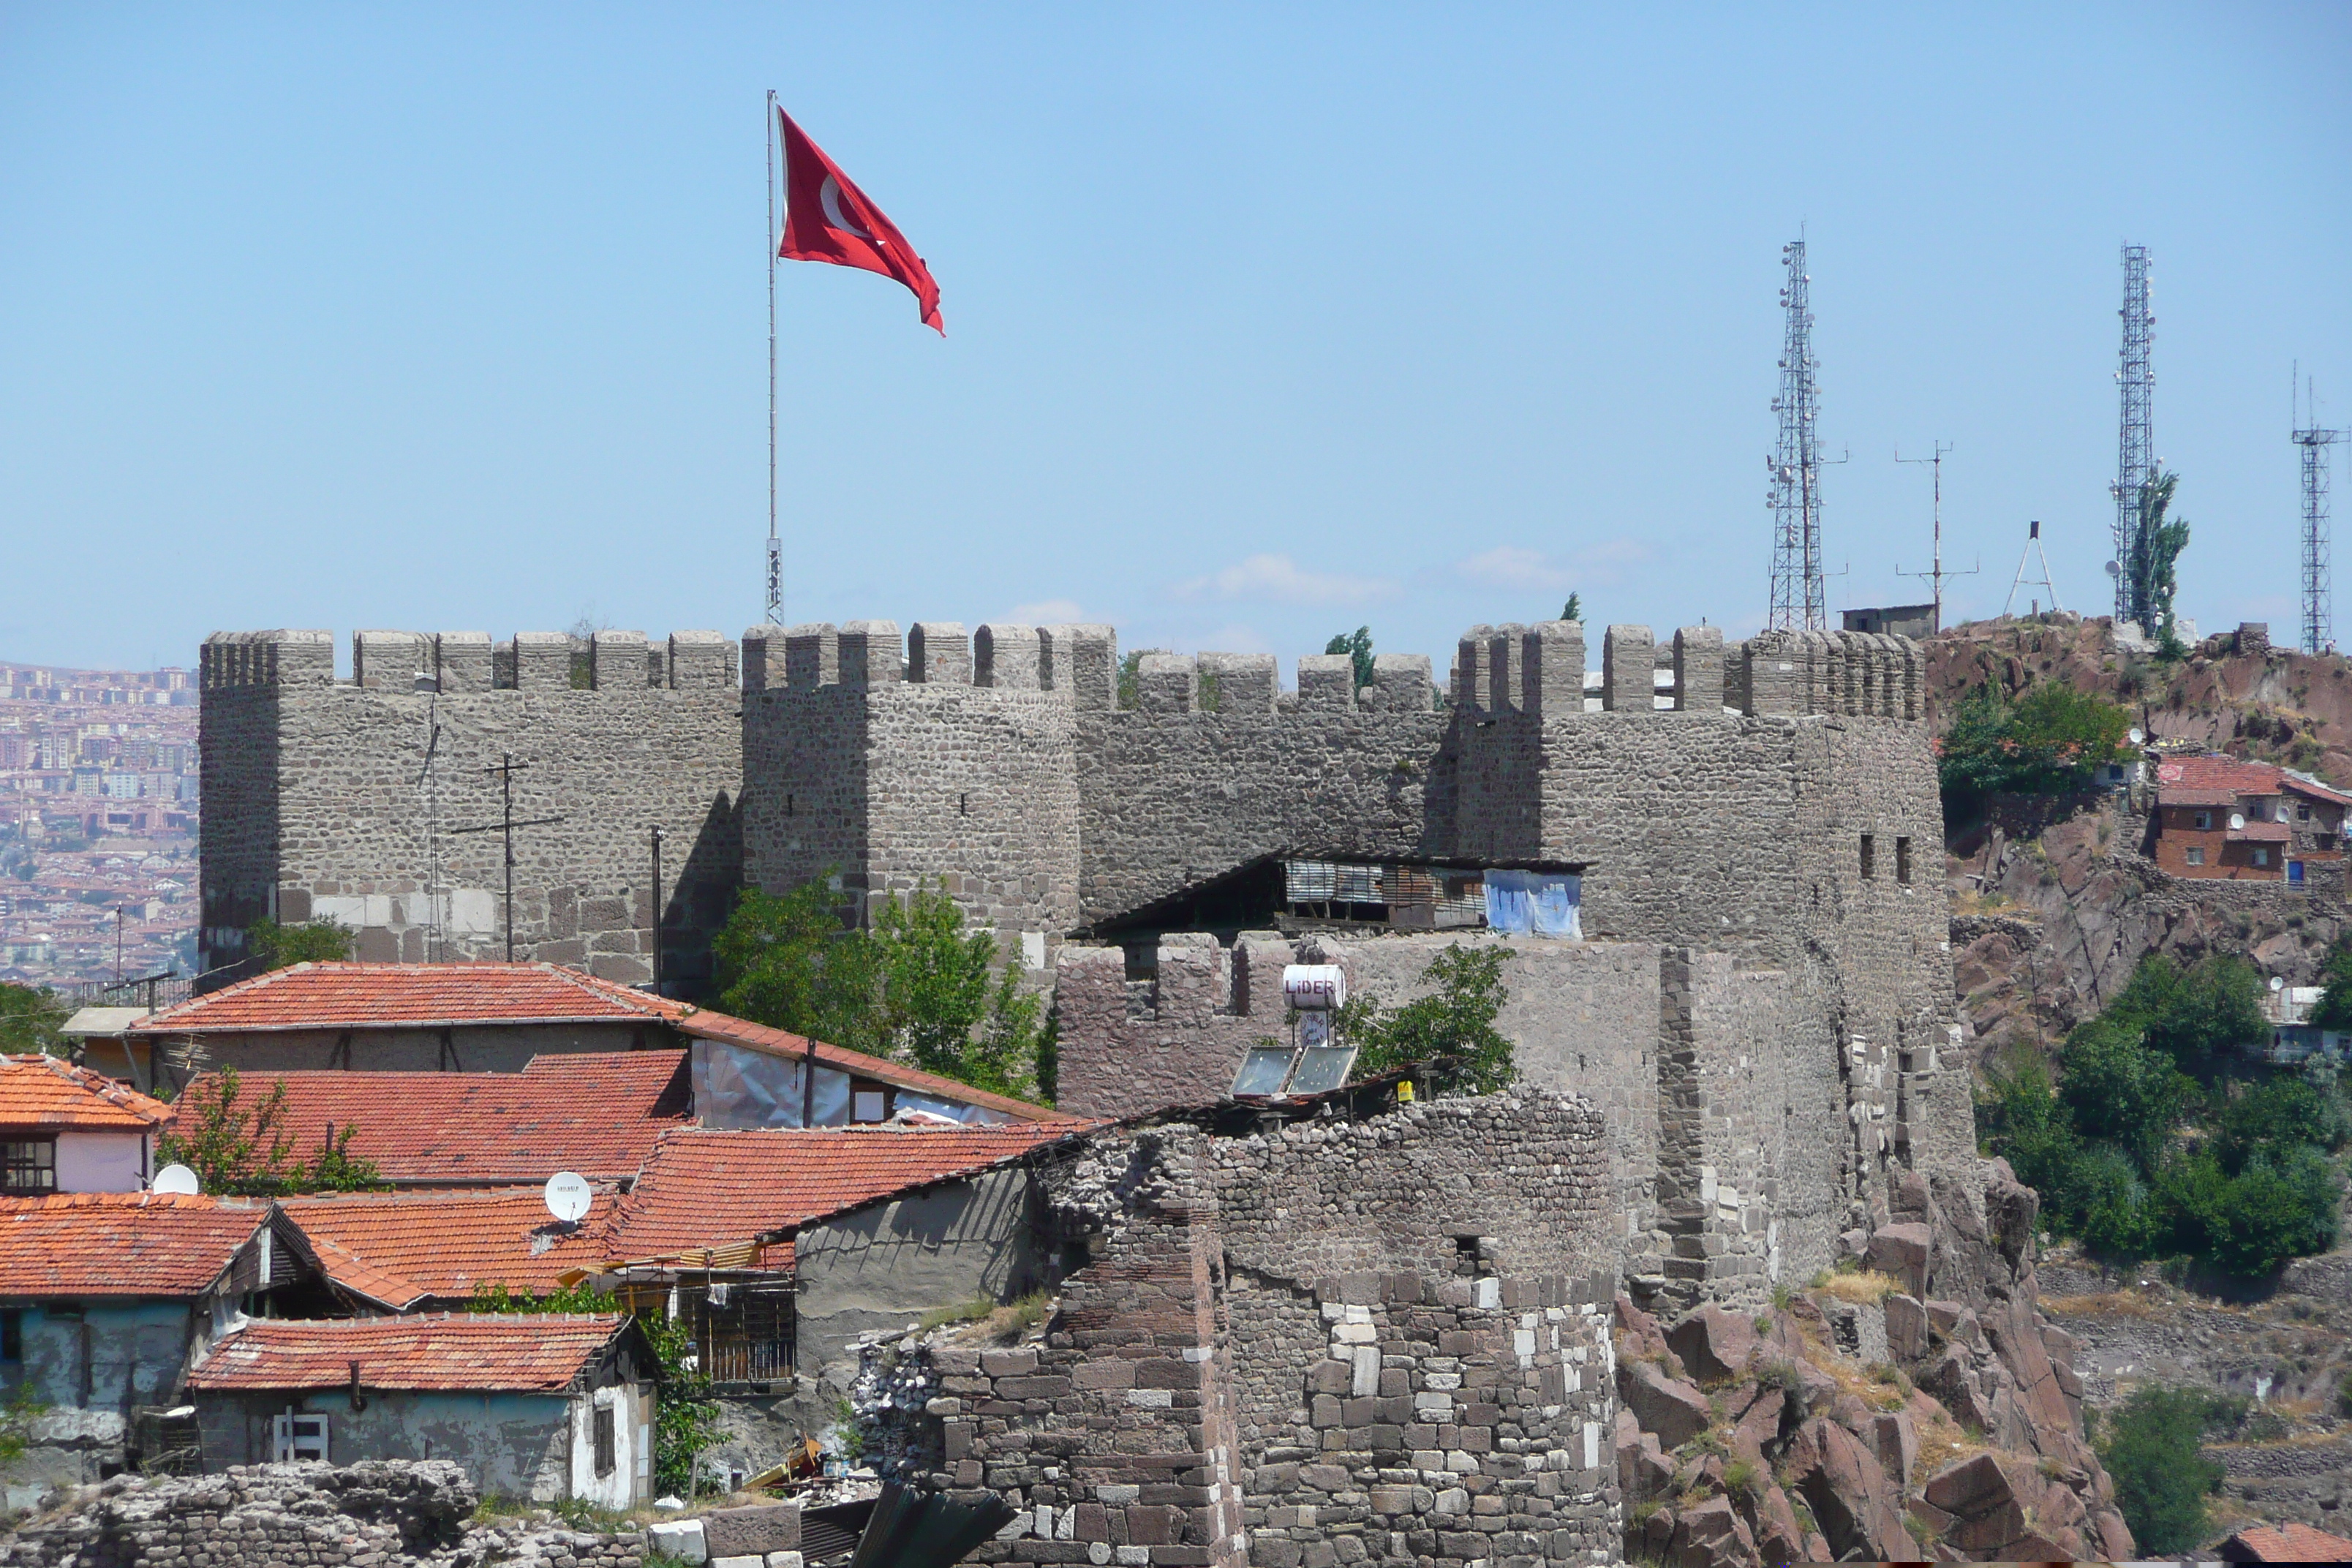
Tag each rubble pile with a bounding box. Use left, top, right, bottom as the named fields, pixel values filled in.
left=845, top=1327, right=946, bottom=1479
left=0, top=1462, right=647, bottom=1568
left=1615, top=1163, right=2136, bottom=1565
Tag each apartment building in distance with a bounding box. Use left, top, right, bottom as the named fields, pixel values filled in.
left=2149, top=753, right=2351, bottom=883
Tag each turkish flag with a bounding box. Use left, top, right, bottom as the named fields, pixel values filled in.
left=778, top=107, right=943, bottom=335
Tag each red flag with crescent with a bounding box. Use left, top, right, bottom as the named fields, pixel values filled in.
left=777, top=106, right=943, bottom=335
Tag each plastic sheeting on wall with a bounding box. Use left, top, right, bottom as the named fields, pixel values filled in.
left=1483, top=871, right=1582, bottom=939
left=693, top=1040, right=851, bottom=1128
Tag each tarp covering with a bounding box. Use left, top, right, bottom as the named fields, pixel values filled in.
left=1483, top=871, right=1582, bottom=939
left=693, top=1039, right=851, bottom=1128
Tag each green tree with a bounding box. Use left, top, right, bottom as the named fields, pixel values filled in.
left=2103, top=954, right=2266, bottom=1081
left=0, top=983, right=69, bottom=1055
left=715, top=881, right=1055, bottom=1104
left=1341, top=943, right=1515, bottom=1093
left=1323, top=627, right=1374, bottom=691
left=154, top=1066, right=386, bottom=1196
left=244, top=917, right=355, bottom=971
left=2310, top=943, right=2352, bottom=1030
left=1559, top=593, right=1582, bottom=624
left=2127, top=471, right=2192, bottom=647
left=1937, top=682, right=2134, bottom=820
left=2056, top=1017, right=2195, bottom=1171
left=2098, top=1384, right=2227, bottom=1552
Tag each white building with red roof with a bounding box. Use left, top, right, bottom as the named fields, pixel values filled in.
left=0, top=1053, right=172, bottom=1194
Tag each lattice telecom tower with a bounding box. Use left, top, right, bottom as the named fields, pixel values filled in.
left=2295, top=374, right=2345, bottom=655
left=2111, top=245, right=2156, bottom=623
left=1768, top=239, right=1826, bottom=632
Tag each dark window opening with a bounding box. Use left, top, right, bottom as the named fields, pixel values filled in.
left=1453, top=1235, right=1482, bottom=1278
left=1, top=1311, right=20, bottom=1363
left=1, top=1139, right=56, bottom=1194
left=849, top=1079, right=895, bottom=1123
left=1858, top=834, right=1875, bottom=881
left=2299, top=804, right=2313, bottom=821
left=2194, top=810, right=2213, bottom=830
left=958, top=792, right=968, bottom=815
left=592, top=1404, right=615, bottom=1477
left=1895, top=836, right=1912, bottom=886
left=785, top=794, right=794, bottom=817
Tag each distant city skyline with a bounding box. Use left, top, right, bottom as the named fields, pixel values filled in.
left=2, top=4, right=2348, bottom=672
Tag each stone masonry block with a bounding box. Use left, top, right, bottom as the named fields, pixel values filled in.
left=592, top=630, right=649, bottom=690
left=1362, top=653, right=1432, bottom=712
left=909, top=622, right=973, bottom=685
left=1137, top=653, right=1195, bottom=714
left=1047, top=625, right=1116, bottom=709
left=1521, top=622, right=1582, bottom=717
left=839, top=621, right=903, bottom=685
left=741, top=625, right=787, bottom=692
left=1454, top=625, right=1493, bottom=709
left=431, top=632, right=491, bottom=693
left=353, top=630, right=428, bottom=690
left=1485, top=626, right=1525, bottom=714
left=1198, top=652, right=1276, bottom=713
left=784, top=624, right=839, bottom=688
left=1673, top=626, right=1723, bottom=712
left=978, top=624, right=1042, bottom=690
left=1602, top=625, right=1653, bottom=712
left=513, top=631, right=572, bottom=691
left=668, top=630, right=734, bottom=689
left=1297, top=655, right=1354, bottom=710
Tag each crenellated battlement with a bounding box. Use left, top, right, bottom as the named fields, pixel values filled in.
left=200, top=629, right=739, bottom=693
left=1447, top=619, right=1921, bottom=720
left=743, top=620, right=1119, bottom=706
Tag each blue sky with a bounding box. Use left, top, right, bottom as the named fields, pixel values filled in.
left=4, top=4, right=2348, bottom=674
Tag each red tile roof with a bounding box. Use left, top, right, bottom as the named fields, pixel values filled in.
left=132, top=962, right=690, bottom=1034
left=186, top=1313, right=627, bottom=1393
left=2157, top=786, right=2239, bottom=807
left=282, top=1187, right=617, bottom=1309
left=599, top=1123, right=1097, bottom=1265
left=0, top=1194, right=267, bottom=1296
left=675, top=1011, right=1079, bottom=1125
left=0, top=1055, right=170, bottom=1131
left=170, top=1052, right=691, bottom=1186
left=2157, top=755, right=2286, bottom=796
left=2227, top=821, right=2293, bottom=843
left=2223, top=1522, right=2352, bottom=1562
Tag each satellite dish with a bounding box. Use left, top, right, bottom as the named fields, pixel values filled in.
left=152, top=1164, right=200, bottom=1196
left=2230, top=813, right=2247, bottom=831
left=2127, top=728, right=2145, bottom=745
left=2272, top=976, right=2286, bottom=992
left=543, top=1171, right=592, bottom=1224
left=2106, top=560, right=2122, bottom=577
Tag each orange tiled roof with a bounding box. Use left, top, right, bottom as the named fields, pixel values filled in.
left=599, top=1123, right=1097, bottom=1264
left=2157, top=755, right=2285, bottom=796
left=186, top=1313, right=627, bottom=1393
left=0, top=1055, right=171, bottom=1131
left=674, top=1011, right=1079, bottom=1124
left=0, top=1194, right=266, bottom=1296
left=170, top=1052, right=691, bottom=1186
left=2223, top=1522, right=2352, bottom=1562
left=2226, top=820, right=2292, bottom=843
left=282, top=1187, right=617, bottom=1309
left=132, top=962, right=690, bottom=1034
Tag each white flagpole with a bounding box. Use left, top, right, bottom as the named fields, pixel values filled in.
left=765, top=91, right=783, bottom=626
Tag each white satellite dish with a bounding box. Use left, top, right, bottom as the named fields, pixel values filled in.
left=152, top=1164, right=200, bottom=1196
left=2127, top=728, right=2145, bottom=746
left=2230, top=813, right=2247, bottom=831
left=2272, top=975, right=2286, bottom=992
left=543, top=1171, right=592, bottom=1224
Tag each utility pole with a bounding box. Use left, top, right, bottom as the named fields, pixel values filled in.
left=649, top=825, right=664, bottom=996
left=2112, top=245, right=2156, bottom=623
left=1895, top=442, right=1978, bottom=633
left=2294, top=370, right=2345, bottom=655
left=448, top=754, right=565, bottom=962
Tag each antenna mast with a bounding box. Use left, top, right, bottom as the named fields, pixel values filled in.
left=1767, top=238, right=1828, bottom=631
left=2295, top=370, right=2345, bottom=655
left=765, top=89, right=784, bottom=627
left=1895, top=441, right=1978, bottom=632
left=2003, top=520, right=2062, bottom=617
left=2111, top=244, right=2155, bottom=624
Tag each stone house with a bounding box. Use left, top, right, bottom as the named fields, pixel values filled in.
left=0, top=1056, right=171, bottom=1194
left=2151, top=753, right=2351, bottom=883
left=0, top=1194, right=319, bottom=1490
left=184, top=1313, right=656, bottom=1509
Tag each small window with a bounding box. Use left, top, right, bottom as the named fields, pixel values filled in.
left=593, top=1404, right=615, bottom=1477
left=1859, top=834, right=1875, bottom=881
left=1, top=1139, right=55, bottom=1194
left=272, top=1413, right=328, bottom=1463
left=850, top=1082, right=891, bottom=1123
left=2321, top=834, right=2337, bottom=851
left=2193, top=810, right=2212, bottom=831
left=2186, top=847, right=2206, bottom=867
left=2299, top=804, right=2313, bottom=821
left=2254, top=848, right=2272, bottom=868
left=1, top=1311, right=20, bottom=1364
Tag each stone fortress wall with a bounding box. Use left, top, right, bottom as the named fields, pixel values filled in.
left=202, top=614, right=1961, bottom=1317
left=199, top=627, right=744, bottom=992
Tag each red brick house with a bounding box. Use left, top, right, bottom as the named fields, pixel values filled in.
left=2151, top=755, right=2351, bottom=883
